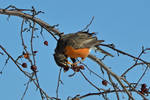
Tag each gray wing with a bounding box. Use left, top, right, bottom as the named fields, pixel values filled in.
left=59, top=32, right=104, bottom=49
left=72, top=32, right=104, bottom=49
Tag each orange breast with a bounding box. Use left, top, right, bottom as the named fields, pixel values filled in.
left=64, top=46, right=90, bottom=59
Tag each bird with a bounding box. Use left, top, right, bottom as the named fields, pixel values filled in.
left=53, top=31, right=113, bottom=71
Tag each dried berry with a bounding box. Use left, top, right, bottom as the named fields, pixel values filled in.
left=64, top=66, right=69, bottom=72
left=44, top=41, right=48, bottom=46
left=140, top=83, right=148, bottom=94
left=31, top=65, right=37, bottom=72
left=22, top=63, right=27, bottom=68
left=23, top=53, right=29, bottom=59
left=74, top=98, right=80, bottom=100
left=141, top=84, right=147, bottom=89
left=73, top=67, right=80, bottom=72
left=33, top=51, right=38, bottom=53
left=102, top=80, right=108, bottom=86
left=141, top=88, right=148, bottom=93
left=79, top=65, right=85, bottom=70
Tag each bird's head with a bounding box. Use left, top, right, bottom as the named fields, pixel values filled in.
left=53, top=53, right=69, bottom=71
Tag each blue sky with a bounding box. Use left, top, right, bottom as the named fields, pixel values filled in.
left=0, top=0, right=150, bottom=100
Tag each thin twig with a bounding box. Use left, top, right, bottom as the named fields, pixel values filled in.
left=121, top=63, right=144, bottom=77
left=30, top=18, right=45, bottom=99
left=80, top=62, right=104, bottom=80
left=20, top=19, right=28, bottom=52
left=56, top=68, right=62, bottom=99
left=0, top=45, right=30, bottom=77
left=30, top=21, right=36, bottom=65
left=81, top=16, right=94, bottom=31
left=107, top=72, right=120, bottom=100
left=134, top=66, right=149, bottom=88
left=121, top=78, right=148, bottom=100
left=21, top=80, right=30, bottom=100
left=0, top=9, right=60, bottom=40
left=100, top=44, right=149, bottom=65
left=35, top=73, right=45, bottom=100
left=0, top=45, right=53, bottom=100
left=80, top=71, right=103, bottom=91
left=80, top=62, right=113, bottom=86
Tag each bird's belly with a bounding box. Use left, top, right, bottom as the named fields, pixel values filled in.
left=65, top=46, right=90, bottom=58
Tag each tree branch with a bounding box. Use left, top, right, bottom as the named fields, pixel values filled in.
left=88, top=54, right=135, bottom=100
left=0, top=9, right=60, bottom=40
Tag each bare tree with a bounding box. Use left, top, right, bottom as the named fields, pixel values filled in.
left=0, top=5, right=150, bottom=100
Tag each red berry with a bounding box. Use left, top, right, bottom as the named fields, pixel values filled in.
left=141, top=84, right=147, bottom=89
left=102, top=80, right=108, bottom=86
left=141, top=84, right=148, bottom=94
left=44, top=41, right=48, bottom=46
left=141, top=88, right=148, bottom=93
left=22, top=63, right=27, bottom=68
left=79, top=65, right=85, bottom=70
left=64, top=67, right=69, bottom=72
left=33, top=51, right=38, bottom=53
left=72, top=67, right=80, bottom=72
left=74, top=68, right=80, bottom=72
left=31, top=65, right=37, bottom=72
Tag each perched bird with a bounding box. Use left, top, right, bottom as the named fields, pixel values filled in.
left=53, top=31, right=113, bottom=71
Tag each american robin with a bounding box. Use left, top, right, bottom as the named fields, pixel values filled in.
left=53, top=31, right=113, bottom=71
